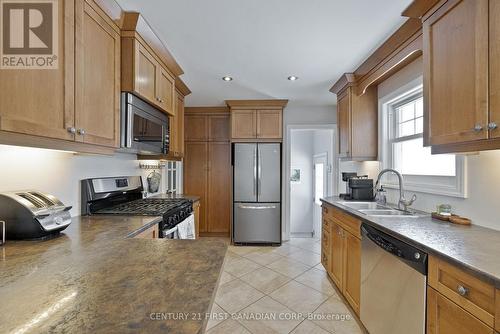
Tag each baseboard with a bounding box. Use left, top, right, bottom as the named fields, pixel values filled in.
left=290, top=232, right=314, bottom=238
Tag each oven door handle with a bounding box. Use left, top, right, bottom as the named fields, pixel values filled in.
left=163, top=226, right=178, bottom=238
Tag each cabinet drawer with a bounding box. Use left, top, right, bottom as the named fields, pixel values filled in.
left=330, top=206, right=361, bottom=239
left=428, top=256, right=496, bottom=327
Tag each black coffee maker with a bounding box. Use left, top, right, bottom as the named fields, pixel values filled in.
left=340, top=172, right=374, bottom=201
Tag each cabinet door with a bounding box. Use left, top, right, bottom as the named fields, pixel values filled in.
left=207, top=142, right=231, bottom=233
left=427, top=287, right=493, bottom=334
left=176, top=93, right=185, bottom=156
left=185, top=115, right=208, bottom=141
left=231, top=110, right=256, bottom=139
left=257, top=110, right=282, bottom=139
left=337, top=91, right=351, bottom=156
left=0, top=0, right=74, bottom=141
left=184, top=142, right=208, bottom=233
left=157, top=67, right=175, bottom=115
left=490, top=0, right=500, bottom=139
left=343, top=232, right=361, bottom=315
left=209, top=115, right=230, bottom=141
left=75, top=0, right=120, bottom=148
left=423, top=0, right=488, bottom=146
left=135, top=42, right=159, bottom=104
left=329, top=222, right=344, bottom=289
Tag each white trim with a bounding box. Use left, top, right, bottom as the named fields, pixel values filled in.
left=378, top=76, right=468, bottom=198
left=284, top=124, right=337, bottom=242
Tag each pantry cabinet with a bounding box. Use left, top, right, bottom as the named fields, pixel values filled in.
left=226, top=100, right=288, bottom=141
left=321, top=203, right=362, bottom=315
left=0, top=0, right=120, bottom=150
left=184, top=108, right=231, bottom=236
left=330, top=77, right=378, bottom=161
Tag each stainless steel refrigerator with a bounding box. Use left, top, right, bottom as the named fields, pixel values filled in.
left=233, top=143, right=281, bottom=244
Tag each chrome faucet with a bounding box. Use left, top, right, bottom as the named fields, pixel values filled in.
left=374, top=169, right=417, bottom=211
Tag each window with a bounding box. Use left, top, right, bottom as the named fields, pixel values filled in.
left=390, top=93, right=455, bottom=177
left=165, top=161, right=180, bottom=194
left=380, top=79, right=466, bottom=198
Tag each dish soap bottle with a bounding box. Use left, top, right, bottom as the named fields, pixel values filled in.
left=375, top=186, right=387, bottom=205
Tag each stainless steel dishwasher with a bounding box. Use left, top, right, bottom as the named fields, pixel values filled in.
left=360, top=223, right=427, bottom=334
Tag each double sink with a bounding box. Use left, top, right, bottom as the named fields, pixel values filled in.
left=338, top=201, right=422, bottom=218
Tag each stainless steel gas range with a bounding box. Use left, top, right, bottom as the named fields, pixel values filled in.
left=81, top=176, right=193, bottom=238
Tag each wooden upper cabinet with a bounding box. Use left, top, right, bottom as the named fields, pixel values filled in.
left=335, top=85, right=377, bottom=160
left=135, top=42, right=158, bottom=104
left=423, top=0, right=489, bottom=146
left=257, top=110, right=282, bottom=139
left=121, top=13, right=179, bottom=117
left=427, top=287, right=494, bottom=334
left=209, top=115, right=230, bottom=142
left=157, top=67, right=175, bottom=115
left=0, top=0, right=75, bottom=141
left=227, top=100, right=288, bottom=141
left=337, top=90, right=351, bottom=157
left=75, top=0, right=120, bottom=148
left=490, top=0, right=500, bottom=140
left=231, top=110, right=257, bottom=139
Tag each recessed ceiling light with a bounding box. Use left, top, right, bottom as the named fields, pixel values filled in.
left=288, top=76, right=299, bottom=81
left=222, top=76, right=233, bottom=81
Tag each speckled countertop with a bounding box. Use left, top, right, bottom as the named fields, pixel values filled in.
left=0, top=215, right=227, bottom=334
left=321, top=197, right=500, bottom=287
left=152, top=193, right=200, bottom=202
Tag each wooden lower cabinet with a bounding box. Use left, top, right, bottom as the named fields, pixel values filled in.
left=321, top=204, right=361, bottom=316
left=427, top=287, right=494, bottom=334
left=343, top=232, right=361, bottom=315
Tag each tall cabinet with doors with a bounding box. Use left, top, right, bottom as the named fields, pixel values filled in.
left=183, top=107, right=231, bottom=236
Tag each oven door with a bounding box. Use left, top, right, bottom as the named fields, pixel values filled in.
left=121, top=94, right=169, bottom=155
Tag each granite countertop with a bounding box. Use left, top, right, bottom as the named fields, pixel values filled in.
left=0, top=215, right=227, bottom=333
left=321, top=196, right=500, bottom=287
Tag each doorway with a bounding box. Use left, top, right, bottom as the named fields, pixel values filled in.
left=313, top=153, right=327, bottom=239
left=285, top=125, right=336, bottom=241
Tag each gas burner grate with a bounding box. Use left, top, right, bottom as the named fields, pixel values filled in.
left=95, top=198, right=190, bottom=216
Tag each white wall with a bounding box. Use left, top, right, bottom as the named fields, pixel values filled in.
left=284, top=104, right=336, bottom=126
left=290, top=130, right=314, bottom=235
left=313, top=130, right=335, bottom=197
left=0, top=145, right=168, bottom=217
left=372, top=56, right=500, bottom=231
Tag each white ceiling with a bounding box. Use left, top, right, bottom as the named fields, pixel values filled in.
left=116, top=0, right=413, bottom=107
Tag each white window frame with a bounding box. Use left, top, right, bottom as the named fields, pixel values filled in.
left=379, top=77, right=467, bottom=198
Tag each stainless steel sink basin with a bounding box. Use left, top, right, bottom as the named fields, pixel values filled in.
left=337, top=201, right=423, bottom=218
left=359, top=209, right=420, bottom=218
left=338, top=201, right=389, bottom=210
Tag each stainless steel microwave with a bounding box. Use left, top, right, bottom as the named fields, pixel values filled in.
left=120, top=93, right=169, bottom=155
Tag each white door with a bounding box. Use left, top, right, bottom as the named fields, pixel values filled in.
left=313, top=153, right=328, bottom=240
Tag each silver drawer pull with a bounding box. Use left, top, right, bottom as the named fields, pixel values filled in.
left=0, top=221, right=5, bottom=246
left=457, top=285, right=469, bottom=296
left=238, top=205, right=276, bottom=210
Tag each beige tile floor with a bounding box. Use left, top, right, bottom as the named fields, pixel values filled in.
left=206, top=238, right=364, bottom=334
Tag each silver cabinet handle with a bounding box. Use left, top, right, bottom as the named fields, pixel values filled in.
left=473, top=124, right=484, bottom=132
left=488, top=122, right=498, bottom=130
left=253, top=147, right=257, bottom=196
left=77, top=129, right=86, bottom=136
left=67, top=127, right=76, bottom=134
left=457, top=285, right=469, bottom=296
left=0, top=221, right=5, bottom=246
left=238, top=205, right=276, bottom=210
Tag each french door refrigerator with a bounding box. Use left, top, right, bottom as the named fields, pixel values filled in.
left=233, top=143, right=281, bottom=245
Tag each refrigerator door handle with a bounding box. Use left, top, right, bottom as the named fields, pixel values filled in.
left=253, top=147, right=257, bottom=196
left=238, top=205, right=277, bottom=210
left=258, top=148, right=262, bottom=196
